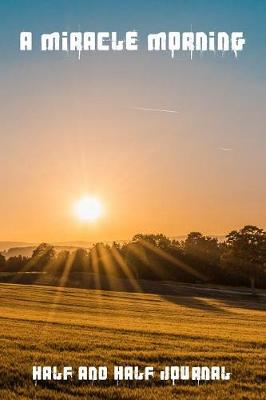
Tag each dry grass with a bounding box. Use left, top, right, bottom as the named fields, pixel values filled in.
left=0, top=282, right=265, bottom=399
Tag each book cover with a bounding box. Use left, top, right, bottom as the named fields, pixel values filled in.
left=0, top=1, right=265, bottom=399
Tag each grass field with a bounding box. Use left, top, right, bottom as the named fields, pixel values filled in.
left=0, top=282, right=265, bottom=399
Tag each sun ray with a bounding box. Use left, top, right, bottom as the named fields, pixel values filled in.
left=97, top=244, right=122, bottom=292
left=36, top=251, right=77, bottom=341
left=139, top=239, right=206, bottom=281
left=110, top=245, right=142, bottom=292
left=90, top=244, right=103, bottom=300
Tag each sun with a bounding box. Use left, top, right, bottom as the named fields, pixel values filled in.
left=74, top=196, right=103, bottom=222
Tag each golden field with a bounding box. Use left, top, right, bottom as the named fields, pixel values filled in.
left=0, top=282, right=265, bottom=399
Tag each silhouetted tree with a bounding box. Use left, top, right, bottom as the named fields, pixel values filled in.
left=224, top=225, right=266, bottom=293
left=6, top=255, right=28, bottom=272
left=0, top=254, right=6, bottom=271
left=183, top=232, right=220, bottom=280
left=54, top=250, right=70, bottom=275
left=1, top=228, right=265, bottom=290
left=71, top=248, right=89, bottom=273
left=133, top=233, right=171, bottom=249
left=30, top=243, right=56, bottom=271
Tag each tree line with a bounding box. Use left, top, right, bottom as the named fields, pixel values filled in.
left=0, top=225, right=265, bottom=291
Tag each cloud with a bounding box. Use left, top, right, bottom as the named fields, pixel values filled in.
left=129, top=106, right=179, bottom=114
left=219, top=147, right=233, bottom=152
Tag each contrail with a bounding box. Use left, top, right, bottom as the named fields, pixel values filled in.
left=219, top=147, right=233, bottom=152
left=129, top=106, right=179, bottom=114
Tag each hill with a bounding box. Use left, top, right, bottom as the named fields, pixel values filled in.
left=0, top=241, right=35, bottom=251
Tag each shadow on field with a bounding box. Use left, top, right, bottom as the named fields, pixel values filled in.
left=0, top=271, right=265, bottom=313
left=160, top=294, right=228, bottom=313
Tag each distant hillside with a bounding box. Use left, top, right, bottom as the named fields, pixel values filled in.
left=0, top=242, right=35, bottom=251
left=2, top=247, right=35, bottom=258
left=1, top=245, right=93, bottom=259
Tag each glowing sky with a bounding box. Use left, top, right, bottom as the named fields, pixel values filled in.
left=0, top=0, right=265, bottom=242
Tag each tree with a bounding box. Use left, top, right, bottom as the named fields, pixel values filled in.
left=6, top=255, right=28, bottom=272
left=54, top=250, right=70, bottom=274
left=0, top=254, right=6, bottom=271
left=30, top=243, right=56, bottom=271
left=132, top=233, right=171, bottom=249
left=71, top=248, right=89, bottom=273
left=184, top=232, right=220, bottom=268
left=225, top=225, right=266, bottom=294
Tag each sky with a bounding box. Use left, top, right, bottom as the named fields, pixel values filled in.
left=0, top=0, right=266, bottom=242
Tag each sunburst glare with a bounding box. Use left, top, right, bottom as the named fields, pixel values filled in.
left=74, top=196, right=103, bottom=222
